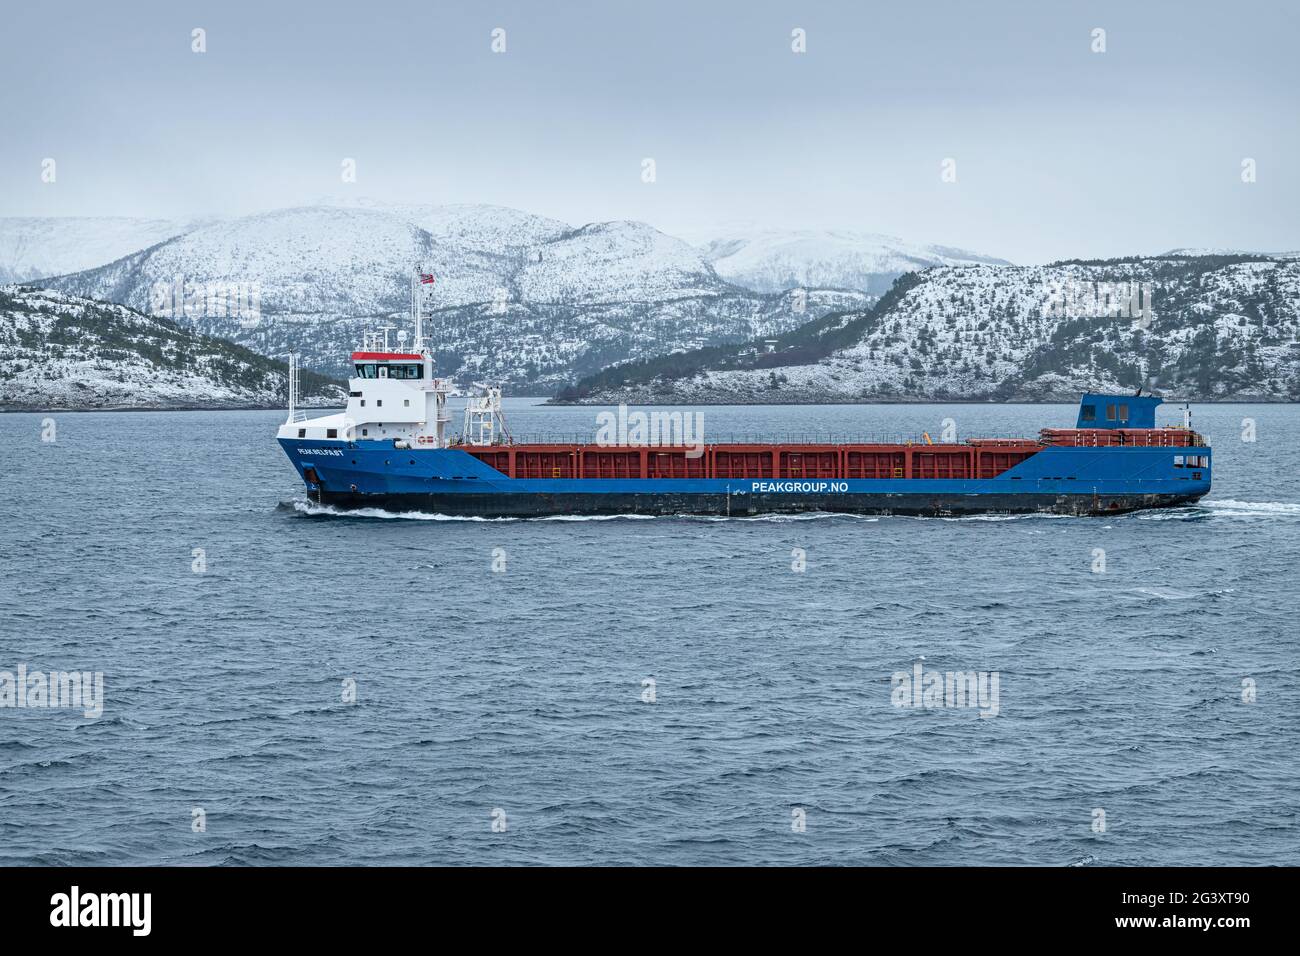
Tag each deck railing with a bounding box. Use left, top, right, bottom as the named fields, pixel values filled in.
left=484, top=428, right=1208, bottom=448
left=492, top=432, right=1009, bottom=447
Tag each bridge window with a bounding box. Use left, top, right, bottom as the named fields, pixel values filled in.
left=355, top=363, right=379, bottom=378
left=1080, top=405, right=1096, bottom=422
left=388, top=364, right=424, bottom=380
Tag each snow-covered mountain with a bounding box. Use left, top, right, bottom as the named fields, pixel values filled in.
left=43, top=205, right=506, bottom=314
left=0, top=216, right=209, bottom=282
left=518, top=221, right=729, bottom=303
left=38, top=206, right=872, bottom=389
left=561, top=254, right=1300, bottom=404
left=0, top=285, right=344, bottom=410
left=317, top=197, right=569, bottom=252
left=695, top=227, right=1011, bottom=295
left=1165, top=247, right=1300, bottom=260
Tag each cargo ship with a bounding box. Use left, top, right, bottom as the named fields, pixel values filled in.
left=277, top=280, right=1211, bottom=518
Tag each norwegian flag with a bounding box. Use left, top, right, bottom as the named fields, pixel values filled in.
left=419, top=273, right=436, bottom=285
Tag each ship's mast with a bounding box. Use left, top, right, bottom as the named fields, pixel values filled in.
left=285, top=350, right=298, bottom=424
left=410, top=266, right=451, bottom=446
left=412, top=269, right=424, bottom=351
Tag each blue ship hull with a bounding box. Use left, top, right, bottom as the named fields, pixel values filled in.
left=279, top=439, right=1211, bottom=517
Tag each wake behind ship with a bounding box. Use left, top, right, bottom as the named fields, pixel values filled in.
left=277, top=278, right=1211, bottom=518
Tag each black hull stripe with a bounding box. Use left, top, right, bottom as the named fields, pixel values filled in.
left=312, top=491, right=1205, bottom=518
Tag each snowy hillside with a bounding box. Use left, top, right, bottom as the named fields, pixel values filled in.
left=39, top=206, right=871, bottom=388
left=0, top=217, right=208, bottom=282
left=42, top=206, right=507, bottom=314
left=427, top=287, right=869, bottom=389
left=0, top=285, right=343, bottom=410
left=518, top=221, right=727, bottom=303
left=697, top=227, right=1011, bottom=295
left=320, top=198, right=570, bottom=252
left=562, top=255, right=1300, bottom=404
left=1166, top=247, right=1300, bottom=260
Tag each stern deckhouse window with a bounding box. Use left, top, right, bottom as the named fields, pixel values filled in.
left=1081, top=406, right=1096, bottom=422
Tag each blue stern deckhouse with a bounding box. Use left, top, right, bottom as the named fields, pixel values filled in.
left=277, top=273, right=1211, bottom=518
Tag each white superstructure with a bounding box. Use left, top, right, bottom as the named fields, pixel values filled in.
left=276, top=270, right=456, bottom=447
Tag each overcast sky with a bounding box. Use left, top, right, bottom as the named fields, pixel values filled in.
left=1, top=0, right=1296, bottom=263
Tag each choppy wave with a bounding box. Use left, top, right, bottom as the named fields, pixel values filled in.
left=285, top=499, right=881, bottom=523
left=1133, top=499, right=1300, bottom=521
left=1199, top=499, right=1300, bottom=516
left=7, top=405, right=1298, bottom=867
left=286, top=500, right=516, bottom=521
left=1131, top=586, right=1199, bottom=601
